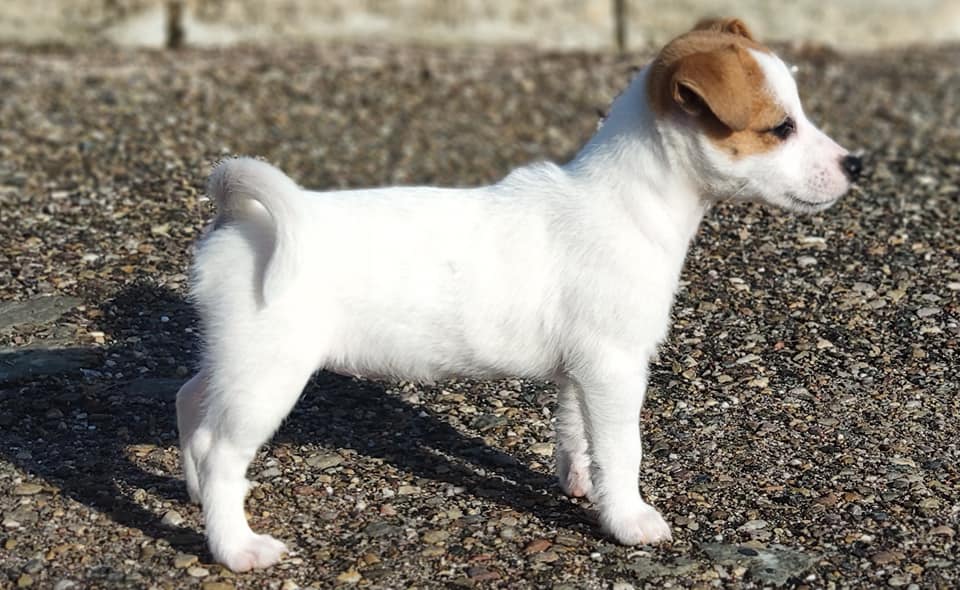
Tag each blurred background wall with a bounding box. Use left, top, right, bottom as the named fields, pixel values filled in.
left=2, top=0, right=959, bottom=50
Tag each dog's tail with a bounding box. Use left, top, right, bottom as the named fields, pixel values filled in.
left=206, top=157, right=303, bottom=306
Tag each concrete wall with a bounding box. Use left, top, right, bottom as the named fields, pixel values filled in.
left=2, top=0, right=958, bottom=50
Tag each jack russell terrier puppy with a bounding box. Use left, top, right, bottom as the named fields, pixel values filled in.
left=177, top=17, right=861, bottom=571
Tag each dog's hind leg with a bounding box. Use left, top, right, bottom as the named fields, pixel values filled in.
left=176, top=370, right=209, bottom=503
left=191, top=352, right=316, bottom=572
left=555, top=379, right=594, bottom=499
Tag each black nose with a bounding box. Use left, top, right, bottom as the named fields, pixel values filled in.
left=841, top=154, right=863, bottom=182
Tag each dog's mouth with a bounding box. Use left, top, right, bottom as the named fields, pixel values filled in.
left=785, top=192, right=840, bottom=213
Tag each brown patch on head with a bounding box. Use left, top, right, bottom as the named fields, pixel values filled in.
left=693, top=17, right=755, bottom=40
left=647, top=18, right=788, bottom=158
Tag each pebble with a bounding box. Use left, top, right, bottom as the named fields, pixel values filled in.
left=161, top=510, right=184, bottom=527
left=23, top=559, right=43, bottom=574
left=524, top=538, right=552, bottom=554
left=187, top=566, right=210, bottom=577
left=422, top=529, right=449, bottom=544
left=259, top=466, right=282, bottom=478
left=17, top=574, right=33, bottom=588
left=306, top=453, right=343, bottom=469
left=530, top=442, right=553, bottom=456
left=739, top=519, right=768, bottom=531
left=52, top=581, right=76, bottom=590
left=336, top=568, right=362, bottom=584
left=173, top=553, right=198, bottom=568
left=929, top=525, right=954, bottom=537
left=201, top=583, right=235, bottom=590
left=530, top=550, right=559, bottom=563
left=13, top=483, right=43, bottom=496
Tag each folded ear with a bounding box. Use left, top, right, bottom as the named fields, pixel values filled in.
left=671, top=45, right=751, bottom=132
left=693, top=17, right=754, bottom=41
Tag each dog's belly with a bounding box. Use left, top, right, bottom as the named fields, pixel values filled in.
left=323, top=307, right=562, bottom=382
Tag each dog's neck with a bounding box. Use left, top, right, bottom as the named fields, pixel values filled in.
left=565, top=67, right=709, bottom=253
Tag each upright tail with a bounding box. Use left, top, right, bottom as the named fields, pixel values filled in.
left=206, top=157, right=304, bottom=306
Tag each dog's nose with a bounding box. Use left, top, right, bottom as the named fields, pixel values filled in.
left=841, top=154, right=863, bottom=182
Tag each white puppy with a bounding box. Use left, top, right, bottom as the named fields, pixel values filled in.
left=177, top=18, right=860, bottom=571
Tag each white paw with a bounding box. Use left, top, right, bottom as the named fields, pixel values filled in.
left=601, top=503, right=672, bottom=546
left=556, top=449, right=594, bottom=499
left=214, top=533, right=288, bottom=572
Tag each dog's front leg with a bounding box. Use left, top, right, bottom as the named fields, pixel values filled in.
left=576, top=365, right=672, bottom=545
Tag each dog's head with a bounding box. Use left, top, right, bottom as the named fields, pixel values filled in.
left=647, top=18, right=860, bottom=212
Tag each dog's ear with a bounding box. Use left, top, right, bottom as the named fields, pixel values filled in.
left=670, top=45, right=751, bottom=132
left=693, top=17, right=754, bottom=41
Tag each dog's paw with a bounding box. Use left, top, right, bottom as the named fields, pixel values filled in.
left=558, top=460, right=594, bottom=499
left=601, top=503, right=672, bottom=546
left=556, top=447, right=594, bottom=499
left=214, top=533, right=288, bottom=572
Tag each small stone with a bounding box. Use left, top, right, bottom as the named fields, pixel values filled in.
left=336, top=568, right=361, bottom=584
left=201, top=583, right=235, bottom=590
left=22, top=559, right=43, bottom=574
left=363, top=521, right=400, bottom=538
left=379, top=504, right=397, bottom=516
left=917, top=307, right=941, bottom=318
left=531, top=550, right=559, bottom=563
left=929, top=525, right=954, bottom=538
left=739, top=519, right=768, bottom=531
left=187, top=566, right=210, bottom=577
left=13, top=483, right=43, bottom=496
left=499, top=527, right=517, bottom=540
left=613, top=583, right=636, bottom=590
left=5, top=538, right=18, bottom=549
left=530, top=442, right=553, bottom=456
left=161, top=510, right=184, bottom=527
left=361, top=553, right=381, bottom=565
left=422, top=529, right=449, bottom=544
left=797, top=256, right=818, bottom=267
left=524, top=539, right=552, bottom=554
left=467, top=567, right=500, bottom=581
left=306, top=453, right=342, bottom=470
left=173, top=553, right=198, bottom=568
left=888, top=574, right=910, bottom=587
left=872, top=551, right=904, bottom=565
left=281, top=580, right=299, bottom=590
left=53, top=581, right=76, bottom=590
left=259, top=467, right=282, bottom=479
left=398, top=485, right=420, bottom=495
left=17, top=574, right=33, bottom=588
left=471, top=413, right=508, bottom=431
left=554, top=534, right=579, bottom=546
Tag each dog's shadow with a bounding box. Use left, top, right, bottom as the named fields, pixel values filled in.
left=0, top=282, right=593, bottom=559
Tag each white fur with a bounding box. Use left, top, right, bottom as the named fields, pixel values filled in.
left=177, top=51, right=851, bottom=571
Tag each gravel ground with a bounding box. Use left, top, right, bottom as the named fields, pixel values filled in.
left=0, top=41, right=958, bottom=589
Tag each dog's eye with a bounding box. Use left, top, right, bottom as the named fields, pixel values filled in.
left=768, top=117, right=796, bottom=140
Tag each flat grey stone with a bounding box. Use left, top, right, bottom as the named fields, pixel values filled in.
left=624, top=556, right=699, bottom=580
left=0, top=296, right=81, bottom=330
left=703, top=543, right=819, bottom=586
left=0, top=348, right=101, bottom=385
left=306, top=453, right=343, bottom=470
